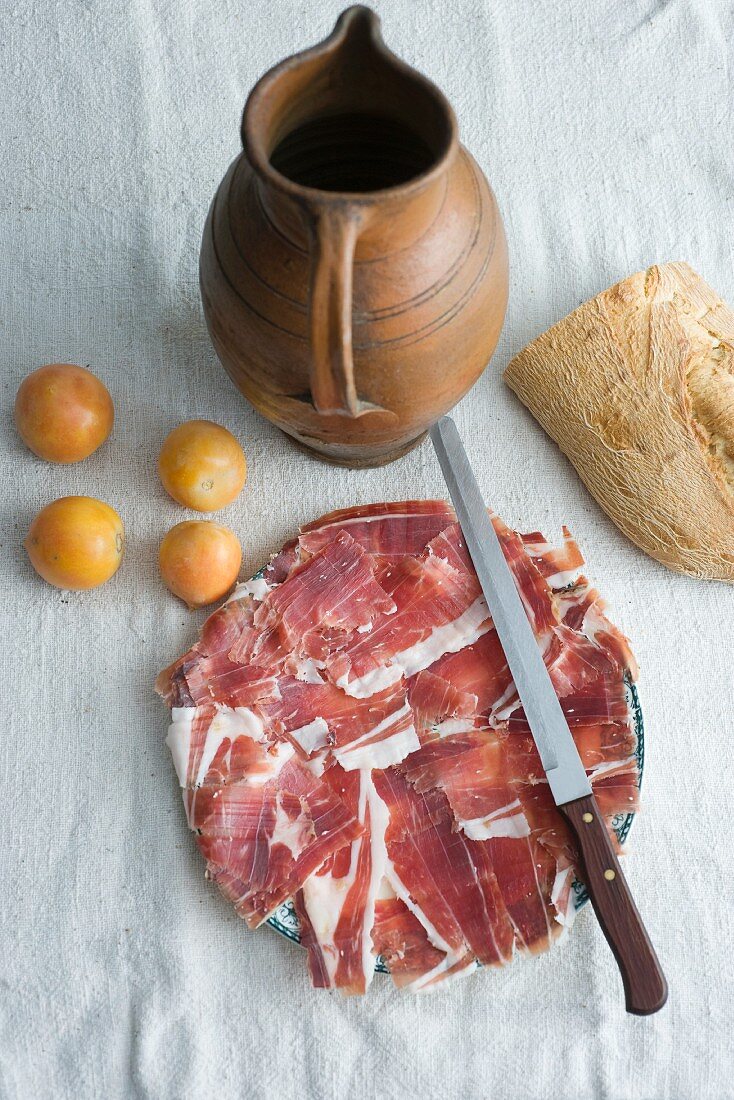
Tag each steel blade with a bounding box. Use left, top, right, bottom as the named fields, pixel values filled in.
left=430, top=416, right=591, bottom=806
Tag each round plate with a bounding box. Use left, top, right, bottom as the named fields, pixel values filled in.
left=266, top=669, right=644, bottom=974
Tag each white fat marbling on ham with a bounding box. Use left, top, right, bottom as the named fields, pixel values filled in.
left=301, top=754, right=327, bottom=778
left=335, top=663, right=404, bottom=699
left=166, top=705, right=287, bottom=790
left=228, top=576, right=272, bottom=603
left=242, top=740, right=296, bottom=786
left=166, top=708, right=194, bottom=788
left=289, top=717, right=330, bottom=755
left=433, top=716, right=481, bottom=738
left=545, top=566, right=580, bottom=588
left=271, top=791, right=312, bottom=859
left=298, top=771, right=390, bottom=992
left=383, top=862, right=455, bottom=956
left=300, top=774, right=369, bottom=987
left=551, top=865, right=578, bottom=929
left=333, top=704, right=420, bottom=771
left=587, top=758, right=636, bottom=781
left=362, top=774, right=390, bottom=982
left=312, top=510, right=439, bottom=531
left=195, top=707, right=267, bottom=787
left=337, top=596, right=491, bottom=699
left=523, top=539, right=582, bottom=588
left=457, top=800, right=531, bottom=841
left=406, top=949, right=479, bottom=994
left=294, top=657, right=326, bottom=684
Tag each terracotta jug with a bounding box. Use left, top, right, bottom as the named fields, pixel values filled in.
left=200, top=5, right=508, bottom=466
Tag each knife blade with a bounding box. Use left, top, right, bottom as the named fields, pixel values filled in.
left=430, top=415, right=667, bottom=1015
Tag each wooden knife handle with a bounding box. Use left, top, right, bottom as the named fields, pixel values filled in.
left=560, top=793, right=668, bottom=1015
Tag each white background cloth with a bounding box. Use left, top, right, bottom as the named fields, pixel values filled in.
left=1, top=1, right=732, bottom=1097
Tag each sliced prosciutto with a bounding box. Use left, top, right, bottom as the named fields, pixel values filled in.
left=407, top=669, right=478, bottom=740
left=295, top=766, right=388, bottom=994
left=229, top=531, right=396, bottom=667
left=324, top=525, right=489, bottom=698
left=258, top=674, right=419, bottom=771
left=166, top=706, right=364, bottom=927
left=372, top=893, right=478, bottom=991
left=299, top=500, right=456, bottom=566
left=374, top=767, right=515, bottom=967
left=157, top=500, right=641, bottom=995
left=401, top=730, right=529, bottom=841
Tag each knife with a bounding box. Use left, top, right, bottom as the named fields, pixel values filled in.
left=430, top=415, right=667, bottom=1015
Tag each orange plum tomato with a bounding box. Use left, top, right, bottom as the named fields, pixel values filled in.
left=159, top=520, right=242, bottom=609
left=158, top=420, right=247, bottom=511
left=15, top=364, right=114, bottom=463
left=25, top=496, right=124, bottom=590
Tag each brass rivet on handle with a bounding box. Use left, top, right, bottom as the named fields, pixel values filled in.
left=604, top=869, right=616, bottom=881
left=582, top=812, right=593, bottom=823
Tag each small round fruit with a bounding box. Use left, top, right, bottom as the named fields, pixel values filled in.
left=25, top=496, right=124, bottom=590
left=15, top=364, right=114, bottom=463
left=159, top=521, right=242, bottom=608
left=158, top=420, right=247, bottom=511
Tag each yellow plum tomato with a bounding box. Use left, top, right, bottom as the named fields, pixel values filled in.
left=25, top=496, right=124, bottom=590
left=159, top=520, right=242, bottom=608
left=15, top=364, right=114, bottom=463
left=158, top=420, right=247, bottom=511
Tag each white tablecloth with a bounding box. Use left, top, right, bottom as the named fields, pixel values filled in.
left=2, top=2, right=732, bottom=1097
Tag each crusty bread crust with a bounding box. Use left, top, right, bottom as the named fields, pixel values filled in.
left=504, top=262, right=734, bottom=581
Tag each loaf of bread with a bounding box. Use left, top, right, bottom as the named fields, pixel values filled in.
left=504, top=262, right=734, bottom=580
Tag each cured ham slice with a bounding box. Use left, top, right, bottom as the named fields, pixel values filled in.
left=183, top=657, right=279, bottom=709
left=508, top=676, right=632, bottom=729
left=263, top=536, right=299, bottom=584
left=169, top=706, right=364, bottom=927
left=489, top=615, right=627, bottom=724
left=483, top=832, right=565, bottom=953
left=157, top=500, right=641, bottom=995
left=325, top=526, right=488, bottom=698
left=522, top=526, right=584, bottom=586
left=372, top=896, right=445, bottom=987
left=229, top=531, right=396, bottom=667
left=495, top=517, right=559, bottom=637
left=374, top=768, right=515, bottom=967
left=299, top=500, right=456, bottom=564
left=407, top=669, right=478, bottom=740
left=295, top=767, right=388, bottom=994
left=592, top=764, right=641, bottom=818
left=504, top=717, right=636, bottom=786
left=427, top=628, right=513, bottom=719
left=156, top=660, right=194, bottom=708
left=156, top=596, right=263, bottom=706
left=261, top=676, right=418, bottom=771
left=372, top=895, right=477, bottom=991
left=556, top=578, right=639, bottom=677
left=199, top=595, right=261, bottom=656
left=401, top=730, right=529, bottom=841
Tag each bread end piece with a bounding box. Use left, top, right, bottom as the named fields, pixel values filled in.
left=504, top=262, right=734, bottom=581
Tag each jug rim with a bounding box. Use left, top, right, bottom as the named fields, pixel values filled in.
left=241, top=6, right=459, bottom=205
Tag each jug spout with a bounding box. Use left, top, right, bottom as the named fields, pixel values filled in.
left=243, top=6, right=457, bottom=205
left=332, top=4, right=382, bottom=47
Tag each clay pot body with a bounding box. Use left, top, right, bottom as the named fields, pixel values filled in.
left=200, top=6, right=508, bottom=466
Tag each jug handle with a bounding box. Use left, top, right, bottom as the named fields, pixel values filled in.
left=307, top=205, right=363, bottom=417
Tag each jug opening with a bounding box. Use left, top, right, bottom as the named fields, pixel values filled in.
left=269, top=112, right=437, bottom=193
left=244, top=7, right=457, bottom=200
